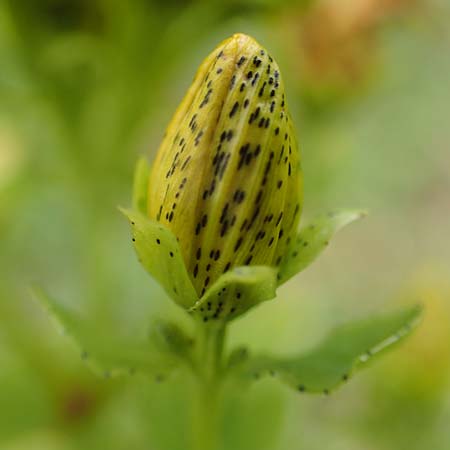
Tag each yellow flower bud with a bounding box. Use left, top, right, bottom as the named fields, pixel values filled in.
left=148, top=33, right=302, bottom=297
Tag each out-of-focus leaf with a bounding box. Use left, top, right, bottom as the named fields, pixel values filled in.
left=278, top=209, right=367, bottom=285
left=227, top=346, right=249, bottom=370
left=190, top=266, right=278, bottom=322
left=120, top=208, right=198, bottom=309
left=132, top=157, right=150, bottom=215
left=32, top=286, right=177, bottom=379
left=0, top=430, right=69, bottom=450
left=151, top=320, right=195, bottom=367
left=238, top=305, right=422, bottom=394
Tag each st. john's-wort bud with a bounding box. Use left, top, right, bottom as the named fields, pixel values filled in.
left=147, top=33, right=302, bottom=297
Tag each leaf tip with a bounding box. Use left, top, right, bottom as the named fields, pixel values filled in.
left=408, top=303, right=424, bottom=328
left=117, top=205, right=130, bottom=216
left=118, top=206, right=138, bottom=226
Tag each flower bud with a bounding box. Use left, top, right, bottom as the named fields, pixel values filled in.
left=148, top=33, right=302, bottom=297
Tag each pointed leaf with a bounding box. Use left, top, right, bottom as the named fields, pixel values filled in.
left=278, top=209, right=367, bottom=285
left=239, top=305, right=422, bottom=394
left=132, top=156, right=150, bottom=215
left=190, top=266, right=278, bottom=322
left=120, top=208, right=198, bottom=309
left=31, top=286, right=176, bottom=379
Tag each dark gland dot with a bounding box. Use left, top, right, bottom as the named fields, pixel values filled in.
left=237, top=56, right=246, bottom=66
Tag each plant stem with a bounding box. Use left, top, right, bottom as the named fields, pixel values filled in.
left=192, top=321, right=227, bottom=450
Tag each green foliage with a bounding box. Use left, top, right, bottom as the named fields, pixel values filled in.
left=151, top=320, right=195, bottom=367
left=237, top=306, right=422, bottom=394
left=132, top=157, right=150, bottom=215
left=1, top=0, right=448, bottom=448
left=190, top=266, right=278, bottom=322
left=278, top=210, right=367, bottom=285
left=120, top=208, right=199, bottom=309
left=31, top=286, right=177, bottom=379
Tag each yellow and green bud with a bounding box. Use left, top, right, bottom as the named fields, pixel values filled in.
left=147, top=33, right=303, bottom=297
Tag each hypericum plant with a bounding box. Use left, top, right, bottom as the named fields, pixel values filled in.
left=34, top=33, right=421, bottom=450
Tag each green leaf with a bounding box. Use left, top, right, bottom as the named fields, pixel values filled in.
left=278, top=209, right=367, bottom=285
left=31, top=286, right=176, bottom=379
left=190, top=266, right=278, bottom=322
left=132, top=156, right=151, bottom=215
left=239, top=305, right=422, bottom=394
left=151, top=320, right=195, bottom=366
left=120, top=208, right=198, bottom=309
left=227, top=346, right=249, bottom=370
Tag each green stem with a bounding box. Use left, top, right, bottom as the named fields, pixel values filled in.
left=192, top=321, right=227, bottom=450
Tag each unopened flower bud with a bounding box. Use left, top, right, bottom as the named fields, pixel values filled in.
left=148, top=33, right=302, bottom=297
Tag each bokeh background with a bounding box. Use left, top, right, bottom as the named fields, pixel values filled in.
left=1, top=0, right=450, bottom=449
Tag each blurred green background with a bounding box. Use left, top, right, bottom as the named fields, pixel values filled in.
left=1, top=0, right=450, bottom=449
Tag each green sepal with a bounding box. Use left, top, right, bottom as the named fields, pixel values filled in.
left=132, top=156, right=150, bottom=215
left=31, top=286, right=177, bottom=379
left=238, top=305, right=422, bottom=394
left=189, top=266, right=278, bottom=322
left=120, top=208, right=199, bottom=309
left=278, top=209, right=367, bottom=285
